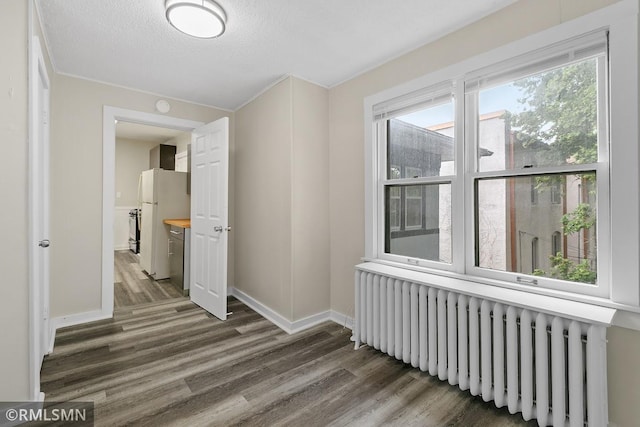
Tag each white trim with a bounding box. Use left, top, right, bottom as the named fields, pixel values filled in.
left=102, top=107, right=205, bottom=319
left=363, top=0, right=639, bottom=307
left=329, top=310, right=354, bottom=331
left=43, top=308, right=112, bottom=361
left=47, top=324, right=55, bottom=355
left=50, top=310, right=111, bottom=332
left=33, top=0, right=57, bottom=73
left=47, top=309, right=113, bottom=354
left=229, top=288, right=346, bottom=334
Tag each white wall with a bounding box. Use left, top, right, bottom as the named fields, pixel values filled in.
left=0, top=0, right=30, bottom=401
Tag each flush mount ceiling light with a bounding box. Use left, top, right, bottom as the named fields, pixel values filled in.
left=165, top=0, right=227, bottom=39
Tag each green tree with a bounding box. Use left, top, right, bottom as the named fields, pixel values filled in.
left=511, top=59, right=599, bottom=284
left=511, top=58, right=598, bottom=164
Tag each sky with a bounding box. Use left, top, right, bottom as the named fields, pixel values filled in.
left=398, top=83, right=526, bottom=128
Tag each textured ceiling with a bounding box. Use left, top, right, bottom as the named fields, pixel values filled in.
left=36, top=0, right=516, bottom=111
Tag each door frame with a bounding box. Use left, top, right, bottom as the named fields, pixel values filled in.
left=28, top=35, right=50, bottom=402
left=102, top=107, right=203, bottom=316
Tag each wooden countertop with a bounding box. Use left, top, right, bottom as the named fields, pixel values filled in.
left=163, top=219, right=191, bottom=228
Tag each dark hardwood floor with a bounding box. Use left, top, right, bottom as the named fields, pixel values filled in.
left=41, top=296, right=535, bottom=426
left=114, top=250, right=183, bottom=308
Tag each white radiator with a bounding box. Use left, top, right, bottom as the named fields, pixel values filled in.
left=354, top=268, right=609, bottom=427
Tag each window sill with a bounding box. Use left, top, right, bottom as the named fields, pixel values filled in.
left=357, top=260, right=617, bottom=326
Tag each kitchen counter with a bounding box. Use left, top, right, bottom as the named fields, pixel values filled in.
left=163, top=219, right=191, bottom=228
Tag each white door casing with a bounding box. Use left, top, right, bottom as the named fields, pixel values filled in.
left=190, top=118, right=230, bottom=320
left=28, top=36, right=50, bottom=400
left=102, top=108, right=204, bottom=316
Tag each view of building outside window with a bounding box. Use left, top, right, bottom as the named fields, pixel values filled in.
left=386, top=56, right=600, bottom=285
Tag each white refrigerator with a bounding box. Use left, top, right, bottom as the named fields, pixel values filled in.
left=139, top=169, right=190, bottom=279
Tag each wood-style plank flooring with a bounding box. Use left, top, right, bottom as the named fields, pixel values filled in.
left=41, top=297, right=535, bottom=426
left=114, top=250, right=182, bottom=308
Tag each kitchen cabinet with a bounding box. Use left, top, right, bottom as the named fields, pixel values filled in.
left=150, top=144, right=177, bottom=170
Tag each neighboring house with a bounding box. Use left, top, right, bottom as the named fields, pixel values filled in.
left=389, top=111, right=596, bottom=277
left=386, top=119, right=454, bottom=262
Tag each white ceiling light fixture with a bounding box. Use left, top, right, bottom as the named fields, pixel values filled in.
left=165, top=0, right=227, bottom=39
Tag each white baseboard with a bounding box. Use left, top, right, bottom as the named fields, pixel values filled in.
left=47, top=324, right=56, bottom=354
left=228, top=287, right=353, bottom=334
left=114, top=245, right=130, bottom=251
left=330, top=310, right=354, bottom=330
left=48, top=310, right=113, bottom=353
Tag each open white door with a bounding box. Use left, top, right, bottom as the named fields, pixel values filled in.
left=190, top=117, right=229, bottom=320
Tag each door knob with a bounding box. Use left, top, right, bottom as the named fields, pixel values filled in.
left=214, top=226, right=223, bottom=232
left=38, top=239, right=50, bottom=248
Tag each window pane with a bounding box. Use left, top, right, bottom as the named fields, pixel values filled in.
left=476, top=173, right=597, bottom=284
left=387, top=101, right=455, bottom=179
left=477, top=57, right=601, bottom=172
left=385, top=184, right=451, bottom=263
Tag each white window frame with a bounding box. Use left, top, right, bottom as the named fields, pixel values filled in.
left=374, top=88, right=458, bottom=271
left=364, top=0, right=639, bottom=307
left=464, top=36, right=608, bottom=297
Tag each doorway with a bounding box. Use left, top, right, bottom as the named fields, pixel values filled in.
left=113, top=121, right=191, bottom=308
left=102, top=107, right=204, bottom=316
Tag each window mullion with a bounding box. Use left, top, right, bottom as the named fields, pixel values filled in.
left=450, top=80, right=466, bottom=274
left=376, top=121, right=387, bottom=259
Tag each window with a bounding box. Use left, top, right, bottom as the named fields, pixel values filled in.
left=468, top=37, right=605, bottom=289
left=366, top=25, right=623, bottom=299
left=531, top=237, right=539, bottom=272
left=366, top=3, right=640, bottom=304
left=550, top=179, right=562, bottom=204
left=378, top=87, right=455, bottom=264
left=552, top=231, right=562, bottom=257
left=530, top=178, right=538, bottom=205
